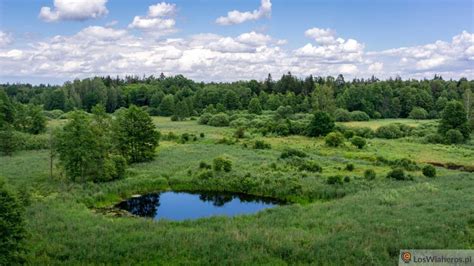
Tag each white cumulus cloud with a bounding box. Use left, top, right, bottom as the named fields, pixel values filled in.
left=128, top=2, right=177, bottom=36
left=0, top=31, right=13, bottom=47
left=216, top=0, right=272, bottom=25
left=39, top=0, right=108, bottom=22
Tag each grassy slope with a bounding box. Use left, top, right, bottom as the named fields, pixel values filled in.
left=0, top=118, right=473, bottom=265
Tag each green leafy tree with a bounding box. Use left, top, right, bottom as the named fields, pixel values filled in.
left=114, top=105, right=160, bottom=163
left=0, top=179, right=26, bottom=265
left=248, top=98, right=262, bottom=114
left=159, top=95, right=175, bottom=116
left=0, top=124, right=19, bottom=156
left=307, top=111, right=335, bottom=137
left=438, top=101, right=470, bottom=140
left=0, top=90, right=15, bottom=128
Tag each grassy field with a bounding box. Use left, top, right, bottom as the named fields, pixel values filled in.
left=339, top=119, right=437, bottom=130
left=0, top=117, right=473, bottom=265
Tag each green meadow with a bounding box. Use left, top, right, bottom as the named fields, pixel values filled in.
left=1, top=117, right=473, bottom=265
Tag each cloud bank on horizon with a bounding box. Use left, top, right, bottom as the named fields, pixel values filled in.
left=0, top=0, right=473, bottom=84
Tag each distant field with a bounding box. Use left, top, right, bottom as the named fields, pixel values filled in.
left=339, top=119, right=437, bottom=129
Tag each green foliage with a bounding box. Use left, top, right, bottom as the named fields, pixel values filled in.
left=297, top=160, right=322, bottom=172
left=208, top=113, right=230, bottom=127
left=408, top=107, right=428, bottom=120
left=248, top=98, right=262, bottom=115
left=445, top=129, right=464, bottom=144
left=375, top=124, right=409, bottom=139
left=438, top=101, right=470, bottom=141
left=422, top=165, right=436, bottom=178
left=334, top=108, right=351, bottom=122
left=307, top=111, right=335, bottom=137
left=350, top=136, right=366, bottom=149
left=0, top=125, right=19, bottom=156
left=364, top=169, right=376, bottom=180
left=199, top=161, right=212, bottom=169
left=0, top=180, right=26, bottom=265
left=354, top=127, right=375, bottom=138
left=14, top=104, right=47, bottom=134
left=350, top=111, right=370, bottom=121
left=345, top=163, right=354, bottom=171
left=325, top=132, right=345, bottom=147
left=386, top=168, right=407, bottom=180
left=280, top=148, right=307, bottom=159
left=56, top=110, right=126, bottom=182
left=327, top=175, right=343, bottom=185
left=159, top=95, right=175, bottom=116
left=213, top=157, right=232, bottom=172
left=198, top=113, right=212, bottom=125
left=233, top=127, right=245, bottom=139
left=253, top=140, right=271, bottom=149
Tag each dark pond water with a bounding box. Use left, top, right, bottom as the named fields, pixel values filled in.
left=116, top=191, right=283, bottom=221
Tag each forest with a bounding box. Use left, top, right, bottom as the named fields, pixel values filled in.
left=0, top=73, right=473, bottom=264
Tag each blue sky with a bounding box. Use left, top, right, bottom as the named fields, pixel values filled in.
left=0, top=0, right=473, bottom=84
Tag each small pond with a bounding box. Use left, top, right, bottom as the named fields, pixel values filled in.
left=115, top=191, right=284, bottom=221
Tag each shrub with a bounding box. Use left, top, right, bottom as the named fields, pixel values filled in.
left=422, top=165, right=436, bottom=178
left=327, top=175, right=343, bottom=185
left=248, top=98, right=262, bottom=114
left=280, top=148, right=307, bottom=159
left=334, top=108, right=351, bottom=122
left=325, top=132, right=345, bottom=147
left=350, top=111, right=370, bottom=121
left=199, top=161, right=212, bottom=169
left=272, top=122, right=290, bottom=136
left=198, top=113, right=212, bottom=125
left=350, top=136, right=366, bottom=149
left=392, top=158, right=419, bottom=171
left=307, top=111, right=335, bottom=137
left=234, top=128, right=245, bottom=139
left=253, top=140, right=271, bottom=149
left=438, top=101, right=470, bottom=140
left=199, top=132, right=205, bottom=138
left=229, top=118, right=249, bottom=128
left=43, top=109, right=64, bottom=119
left=375, top=124, right=403, bottom=139
left=0, top=180, right=27, bottom=264
left=343, top=130, right=355, bottom=139
left=408, top=107, right=428, bottom=119
left=386, top=168, right=406, bottom=180
left=344, top=176, right=351, bottom=182
left=364, top=169, right=376, bottom=180
left=354, top=127, right=375, bottom=138
left=208, top=113, right=230, bottom=127
left=345, top=163, right=354, bottom=171
left=445, top=129, right=464, bottom=144
left=298, top=160, right=322, bottom=172
left=197, top=169, right=214, bottom=180
left=213, top=157, right=232, bottom=172
left=424, top=133, right=444, bottom=144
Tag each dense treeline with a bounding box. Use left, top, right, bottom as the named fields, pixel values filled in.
left=1, top=73, right=473, bottom=123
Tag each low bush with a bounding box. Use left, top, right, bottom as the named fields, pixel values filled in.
left=386, top=168, right=407, bottom=180
left=325, top=132, right=345, bottom=147
left=297, top=160, right=322, bottom=173
left=253, top=140, right=271, bottom=149
left=354, top=127, right=375, bottom=138
left=422, top=165, right=436, bottom=177
left=376, top=124, right=403, bottom=139
left=43, top=109, right=64, bottom=119
left=408, top=107, right=428, bottom=120
left=199, top=161, right=212, bottom=169
left=280, top=148, right=307, bottom=159
left=327, top=175, right=343, bottom=185
left=334, top=108, right=351, bottom=122
left=213, top=157, right=232, bottom=172
left=364, top=169, right=376, bottom=180
left=350, top=136, right=366, bottom=149
left=445, top=129, right=464, bottom=144
left=208, top=113, right=230, bottom=127
left=350, top=111, right=370, bottom=121
left=343, top=130, right=355, bottom=139
left=345, top=163, right=354, bottom=171
left=198, top=113, right=212, bottom=125
left=233, top=128, right=246, bottom=139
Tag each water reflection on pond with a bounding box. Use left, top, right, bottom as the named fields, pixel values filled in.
left=115, top=191, right=284, bottom=221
